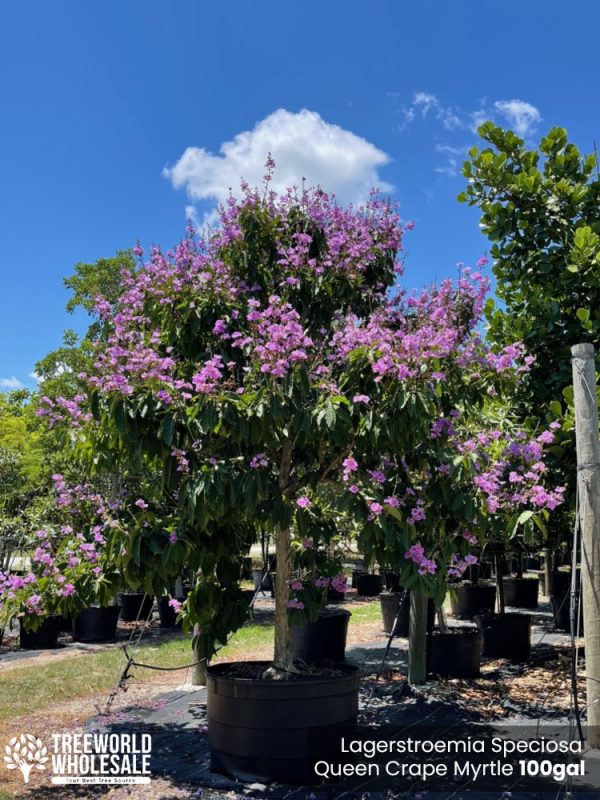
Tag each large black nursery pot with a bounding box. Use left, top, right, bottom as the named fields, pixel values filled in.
left=118, top=592, right=154, bottom=622
left=380, top=591, right=435, bottom=636
left=73, top=605, right=121, bottom=642
left=19, top=616, right=61, bottom=649
left=291, top=608, right=351, bottom=663
left=427, top=627, right=482, bottom=679
left=207, top=661, right=361, bottom=782
left=475, top=612, right=531, bottom=662
left=355, top=572, right=383, bottom=597
left=450, top=582, right=496, bottom=619
left=502, top=577, right=539, bottom=610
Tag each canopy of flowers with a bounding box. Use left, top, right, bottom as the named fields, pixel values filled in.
left=21, top=167, right=563, bottom=657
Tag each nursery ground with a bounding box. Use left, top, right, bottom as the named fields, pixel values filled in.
left=0, top=593, right=592, bottom=800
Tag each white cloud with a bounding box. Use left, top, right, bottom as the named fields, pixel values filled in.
left=398, top=93, right=465, bottom=132
left=29, top=371, right=40, bottom=382
left=494, top=99, right=541, bottom=138
left=164, top=109, right=392, bottom=215
left=434, top=158, right=458, bottom=177
left=435, top=144, right=467, bottom=156
left=395, top=91, right=541, bottom=139
left=413, top=92, right=439, bottom=116
left=0, top=376, right=24, bottom=390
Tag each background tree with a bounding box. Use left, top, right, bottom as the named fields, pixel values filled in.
left=459, top=123, right=600, bottom=534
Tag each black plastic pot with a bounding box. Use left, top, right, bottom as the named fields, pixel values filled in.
left=118, top=592, right=154, bottom=622
left=383, top=571, right=401, bottom=592
left=525, top=556, right=541, bottom=571
left=380, top=592, right=435, bottom=636
left=253, top=569, right=273, bottom=593
left=241, top=589, right=255, bottom=606
left=463, top=562, right=492, bottom=584
left=551, top=591, right=583, bottom=634
left=355, top=573, right=383, bottom=597
left=475, top=612, right=531, bottom=662
left=207, top=661, right=360, bottom=782
left=240, top=557, right=253, bottom=580
left=502, top=577, right=539, bottom=610
left=549, top=568, right=579, bottom=598
left=56, top=614, right=73, bottom=632
left=291, top=609, right=351, bottom=663
left=492, top=558, right=514, bottom=577
left=351, top=568, right=367, bottom=588
left=327, top=585, right=346, bottom=602
left=19, top=616, right=60, bottom=649
left=73, top=605, right=121, bottom=642
left=428, top=628, right=482, bottom=678
left=158, top=596, right=183, bottom=628
left=451, top=583, right=496, bottom=619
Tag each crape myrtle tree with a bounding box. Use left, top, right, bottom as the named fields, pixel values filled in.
left=30, top=167, right=561, bottom=677
left=459, top=123, right=600, bottom=543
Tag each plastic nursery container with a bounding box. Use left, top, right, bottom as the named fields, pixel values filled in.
left=291, top=608, right=351, bottom=663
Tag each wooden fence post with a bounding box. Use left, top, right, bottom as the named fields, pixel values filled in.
left=571, top=343, right=600, bottom=746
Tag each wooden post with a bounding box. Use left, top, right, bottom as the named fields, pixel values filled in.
left=191, top=623, right=207, bottom=686
left=543, top=547, right=552, bottom=597
left=571, top=343, right=600, bottom=747
left=408, top=591, right=428, bottom=685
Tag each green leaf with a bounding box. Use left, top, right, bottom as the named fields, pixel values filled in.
left=161, top=414, right=176, bottom=447
left=576, top=308, right=590, bottom=324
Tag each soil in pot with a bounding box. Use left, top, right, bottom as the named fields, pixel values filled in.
left=380, top=592, right=435, bottom=636
left=19, top=616, right=61, bottom=649
left=73, top=605, right=121, bottom=642
left=355, top=572, right=383, bottom=597
left=502, top=577, right=539, bottom=610
left=475, top=612, right=531, bottom=662
left=207, top=660, right=360, bottom=783
left=291, top=608, right=351, bottom=663
left=427, top=628, right=482, bottom=679
left=450, top=582, right=496, bottom=619
left=118, top=592, right=154, bottom=622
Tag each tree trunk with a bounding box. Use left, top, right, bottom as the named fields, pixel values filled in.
left=273, top=439, right=293, bottom=671
left=571, top=343, right=600, bottom=747
left=495, top=553, right=505, bottom=614
left=543, top=547, right=552, bottom=597
left=191, top=623, right=207, bottom=686
left=408, top=591, right=428, bottom=685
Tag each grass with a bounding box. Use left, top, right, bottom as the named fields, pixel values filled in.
left=0, top=598, right=382, bottom=723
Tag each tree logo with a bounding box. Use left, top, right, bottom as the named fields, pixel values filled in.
left=4, top=734, right=48, bottom=783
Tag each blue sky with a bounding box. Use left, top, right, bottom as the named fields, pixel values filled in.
left=1, top=0, right=599, bottom=390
